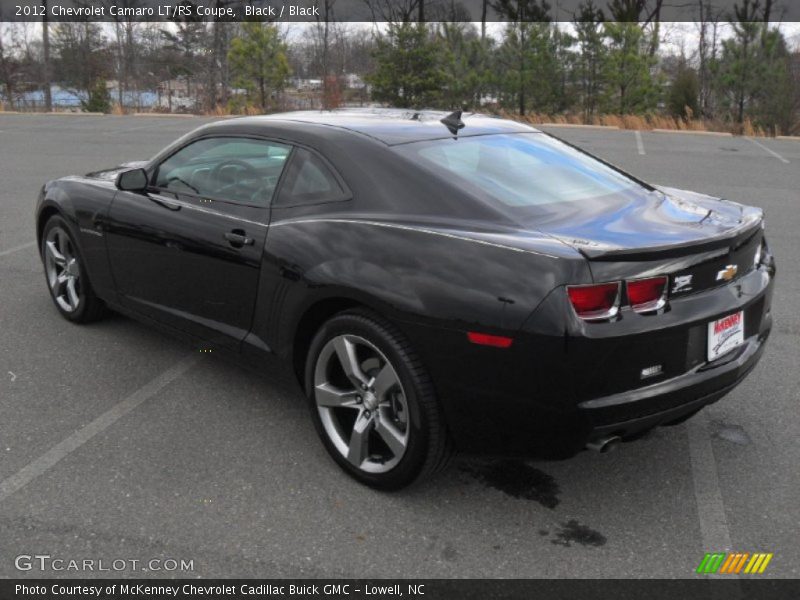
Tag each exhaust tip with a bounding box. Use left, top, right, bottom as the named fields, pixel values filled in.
left=586, top=435, right=622, bottom=453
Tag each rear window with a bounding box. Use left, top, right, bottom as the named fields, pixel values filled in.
left=394, top=133, right=641, bottom=208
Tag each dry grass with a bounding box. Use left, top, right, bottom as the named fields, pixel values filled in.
left=502, top=110, right=774, bottom=137
left=110, top=103, right=126, bottom=116
left=209, top=104, right=232, bottom=116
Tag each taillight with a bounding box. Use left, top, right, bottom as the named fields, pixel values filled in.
left=627, top=276, right=668, bottom=313
left=567, top=282, right=621, bottom=321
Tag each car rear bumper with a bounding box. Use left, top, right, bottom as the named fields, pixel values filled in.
left=582, top=325, right=769, bottom=442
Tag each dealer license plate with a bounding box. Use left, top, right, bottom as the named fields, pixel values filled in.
left=707, top=311, right=744, bottom=361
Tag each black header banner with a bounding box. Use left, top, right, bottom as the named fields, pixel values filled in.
left=2, top=0, right=800, bottom=23
left=2, top=579, right=800, bottom=600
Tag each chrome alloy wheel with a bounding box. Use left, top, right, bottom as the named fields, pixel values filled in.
left=314, top=334, right=410, bottom=473
left=44, top=226, right=81, bottom=313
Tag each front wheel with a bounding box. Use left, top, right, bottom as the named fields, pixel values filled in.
left=41, top=216, right=105, bottom=323
left=305, top=310, right=451, bottom=490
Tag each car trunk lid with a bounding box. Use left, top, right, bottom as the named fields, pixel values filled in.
left=533, top=186, right=764, bottom=297
left=534, top=186, right=761, bottom=260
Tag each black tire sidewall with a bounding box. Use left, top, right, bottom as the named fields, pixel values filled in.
left=305, top=312, right=431, bottom=490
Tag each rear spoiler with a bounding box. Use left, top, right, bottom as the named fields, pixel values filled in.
left=574, top=212, right=763, bottom=261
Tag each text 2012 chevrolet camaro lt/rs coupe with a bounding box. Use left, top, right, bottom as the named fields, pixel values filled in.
left=36, top=110, right=775, bottom=489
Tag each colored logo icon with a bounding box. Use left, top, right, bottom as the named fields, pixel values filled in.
left=697, top=552, right=773, bottom=574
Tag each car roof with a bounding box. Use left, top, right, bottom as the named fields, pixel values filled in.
left=223, top=109, right=541, bottom=146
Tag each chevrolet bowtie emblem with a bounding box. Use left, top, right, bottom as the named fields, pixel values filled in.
left=716, top=264, right=738, bottom=281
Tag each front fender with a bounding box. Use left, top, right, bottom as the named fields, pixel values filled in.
left=36, top=177, right=117, bottom=300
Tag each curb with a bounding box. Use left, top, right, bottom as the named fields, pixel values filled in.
left=0, top=111, right=104, bottom=116
left=652, top=129, right=732, bottom=137
left=45, top=111, right=105, bottom=116
left=537, top=123, right=620, bottom=130
left=133, top=112, right=196, bottom=118
left=776, top=135, right=800, bottom=142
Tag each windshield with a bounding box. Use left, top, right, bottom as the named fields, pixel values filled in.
left=395, top=133, right=643, bottom=209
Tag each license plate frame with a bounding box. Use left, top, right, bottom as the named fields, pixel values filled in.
left=707, top=311, right=745, bottom=362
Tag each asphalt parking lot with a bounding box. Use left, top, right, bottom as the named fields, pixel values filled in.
left=0, top=114, right=798, bottom=579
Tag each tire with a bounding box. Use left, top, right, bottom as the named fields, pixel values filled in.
left=41, top=215, right=105, bottom=323
left=305, top=309, right=452, bottom=490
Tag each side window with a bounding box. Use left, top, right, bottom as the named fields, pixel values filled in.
left=275, top=148, right=349, bottom=207
left=154, top=137, right=291, bottom=207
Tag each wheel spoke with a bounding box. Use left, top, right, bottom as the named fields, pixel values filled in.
left=66, top=277, right=79, bottom=309
left=56, top=230, right=66, bottom=256
left=55, top=271, right=69, bottom=292
left=46, top=241, right=66, bottom=266
left=315, top=382, right=360, bottom=409
left=372, top=363, right=399, bottom=400
left=375, top=413, right=406, bottom=457
left=346, top=410, right=374, bottom=467
left=333, top=336, right=368, bottom=387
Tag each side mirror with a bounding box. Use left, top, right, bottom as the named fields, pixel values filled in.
left=116, top=168, right=149, bottom=192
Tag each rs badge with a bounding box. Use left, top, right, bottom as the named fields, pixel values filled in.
left=672, top=275, right=693, bottom=293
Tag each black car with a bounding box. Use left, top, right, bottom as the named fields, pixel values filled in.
left=36, top=110, right=775, bottom=489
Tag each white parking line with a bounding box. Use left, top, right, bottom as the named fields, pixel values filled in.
left=0, top=354, right=200, bottom=504
left=746, top=137, right=789, bottom=164
left=635, top=130, right=646, bottom=155
left=0, top=241, right=36, bottom=257
left=687, top=411, right=734, bottom=561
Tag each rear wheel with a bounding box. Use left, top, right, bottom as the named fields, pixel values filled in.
left=305, top=310, right=451, bottom=489
left=41, top=216, right=105, bottom=323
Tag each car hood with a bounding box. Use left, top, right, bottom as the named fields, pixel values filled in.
left=529, top=185, right=763, bottom=260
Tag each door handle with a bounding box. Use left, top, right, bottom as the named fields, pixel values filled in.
left=224, top=230, right=254, bottom=247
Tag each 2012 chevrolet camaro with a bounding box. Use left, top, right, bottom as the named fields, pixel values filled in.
left=36, top=110, right=775, bottom=489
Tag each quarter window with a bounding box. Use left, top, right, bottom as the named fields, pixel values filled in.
left=275, top=148, right=349, bottom=207
left=154, top=137, right=291, bottom=207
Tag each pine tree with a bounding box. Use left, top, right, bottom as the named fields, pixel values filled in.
left=228, top=23, right=290, bottom=111
left=573, top=1, right=606, bottom=121
left=367, top=22, right=444, bottom=108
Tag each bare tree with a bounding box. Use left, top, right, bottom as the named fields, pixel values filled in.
left=696, top=0, right=721, bottom=118
left=315, top=0, right=337, bottom=107
left=42, top=0, right=52, bottom=111
left=0, top=24, right=21, bottom=108
left=107, top=0, right=143, bottom=108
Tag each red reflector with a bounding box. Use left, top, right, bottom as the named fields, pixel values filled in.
left=567, top=282, right=620, bottom=320
left=467, top=332, right=514, bottom=348
left=627, top=276, right=668, bottom=312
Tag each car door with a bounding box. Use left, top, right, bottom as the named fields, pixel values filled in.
left=104, top=136, right=291, bottom=349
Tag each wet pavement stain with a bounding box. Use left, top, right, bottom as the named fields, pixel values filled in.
left=461, top=459, right=561, bottom=509
left=441, top=543, right=458, bottom=562
left=711, top=421, right=752, bottom=446
left=551, top=520, right=607, bottom=548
